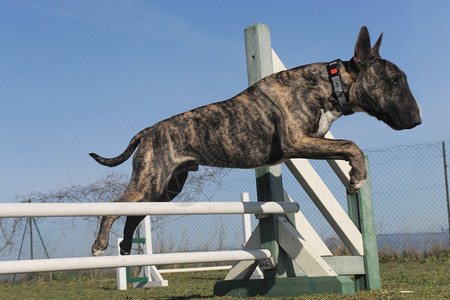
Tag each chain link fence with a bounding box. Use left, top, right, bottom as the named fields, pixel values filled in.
left=1, top=140, right=449, bottom=270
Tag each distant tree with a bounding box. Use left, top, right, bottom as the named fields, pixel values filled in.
left=0, top=167, right=228, bottom=255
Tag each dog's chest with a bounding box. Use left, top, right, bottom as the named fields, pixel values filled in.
left=315, top=109, right=341, bottom=137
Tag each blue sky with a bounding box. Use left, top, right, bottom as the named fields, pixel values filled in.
left=1, top=0, right=449, bottom=202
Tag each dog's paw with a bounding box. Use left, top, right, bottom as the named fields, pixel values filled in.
left=120, top=249, right=131, bottom=255
left=348, top=166, right=367, bottom=194
left=92, top=248, right=105, bottom=257
left=349, top=179, right=366, bottom=194
left=119, top=239, right=132, bottom=255
left=91, top=240, right=108, bottom=256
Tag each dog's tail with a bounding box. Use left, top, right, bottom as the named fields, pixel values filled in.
left=89, top=130, right=146, bottom=167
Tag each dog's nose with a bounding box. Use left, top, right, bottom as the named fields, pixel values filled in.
left=413, top=109, right=422, bottom=126
left=415, top=116, right=422, bottom=126
left=409, top=114, right=422, bottom=128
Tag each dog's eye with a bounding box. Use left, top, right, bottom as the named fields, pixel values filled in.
left=390, top=78, right=399, bottom=85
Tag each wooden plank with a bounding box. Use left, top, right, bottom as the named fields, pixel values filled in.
left=245, top=23, right=294, bottom=279
left=116, top=238, right=127, bottom=290
left=224, top=260, right=259, bottom=280
left=323, top=256, right=365, bottom=275
left=347, top=155, right=381, bottom=290
left=277, top=217, right=337, bottom=277
left=240, top=192, right=252, bottom=245
left=293, top=256, right=365, bottom=276
left=283, top=190, right=333, bottom=256
left=244, top=23, right=274, bottom=85
left=285, top=158, right=364, bottom=255
left=0, top=250, right=272, bottom=275
left=225, top=225, right=264, bottom=280
left=214, top=276, right=355, bottom=297
left=271, top=48, right=286, bottom=73
left=254, top=166, right=295, bottom=278
left=135, top=216, right=168, bottom=288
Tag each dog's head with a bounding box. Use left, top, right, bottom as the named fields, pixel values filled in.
left=348, top=26, right=422, bottom=130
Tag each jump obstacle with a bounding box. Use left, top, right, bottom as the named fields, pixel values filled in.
left=0, top=24, right=381, bottom=297
left=115, top=193, right=264, bottom=289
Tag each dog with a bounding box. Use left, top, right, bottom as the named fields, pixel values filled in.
left=90, top=26, right=421, bottom=256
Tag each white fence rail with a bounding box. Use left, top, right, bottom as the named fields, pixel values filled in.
left=0, top=201, right=299, bottom=218
left=0, top=249, right=271, bottom=275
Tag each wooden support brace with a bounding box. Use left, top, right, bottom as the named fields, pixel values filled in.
left=225, top=226, right=263, bottom=280
left=277, top=217, right=337, bottom=277
left=224, top=260, right=259, bottom=281
left=283, top=190, right=333, bottom=256
left=285, top=158, right=364, bottom=255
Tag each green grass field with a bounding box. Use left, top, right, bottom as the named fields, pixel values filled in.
left=1, top=256, right=448, bottom=299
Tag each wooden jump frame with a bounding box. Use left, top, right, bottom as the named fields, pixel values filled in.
left=112, top=23, right=382, bottom=297
left=213, top=23, right=381, bottom=297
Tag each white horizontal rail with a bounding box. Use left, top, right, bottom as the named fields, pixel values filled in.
left=0, top=202, right=299, bottom=218
left=159, top=265, right=233, bottom=274
left=0, top=250, right=271, bottom=275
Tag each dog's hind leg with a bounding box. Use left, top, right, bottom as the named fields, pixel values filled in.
left=119, top=170, right=191, bottom=255
left=92, top=215, right=121, bottom=256
left=119, top=215, right=146, bottom=255
left=91, top=188, right=147, bottom=256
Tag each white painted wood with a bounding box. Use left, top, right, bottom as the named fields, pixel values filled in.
left=142, top=216, right=152, bottom=254
left=0, top=250, right=272, bottom=275
left=285, top=256, right=365, bottom=276
left=116, top=238, right=127, bottom=290
left=133, top=270, right=168, bottom=288
left=0, top=202, right=299, bottom=218
left=277, top=217, right=337, bottom=277
left=283, top=190, right=333, bottom=256
left=240, top=192, right=252, bottom=246
left=159, top=266, right=232, bottom=274
left=285, top=159, right=364, bottom=256
left=271, top=49, right=286, bottom=73
left=139, top=217, right=153, bottom=286
left=134, top=216, right=168, bottom=288
left=323, top=256, right=365, bottom=275
left=224, top=260, right=259, bottom=280
left=225, top=225, right=264, bottom=280
left=241, top=225, right=261, bottom=250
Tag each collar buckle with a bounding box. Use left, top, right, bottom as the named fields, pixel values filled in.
left=327, top=60, right=353, bottom=116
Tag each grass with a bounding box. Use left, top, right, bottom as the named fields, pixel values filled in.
left=1, top=254, right=448, bottom=299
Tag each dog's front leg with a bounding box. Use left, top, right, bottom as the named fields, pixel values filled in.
left=284, top=136, right=366, bottom=194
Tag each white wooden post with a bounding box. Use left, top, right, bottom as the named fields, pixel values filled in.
left=116, top=238, right=127, bottom=290
left=241, top=192, right=252, bottom=246
left=134, top=216, right=168, bottom=288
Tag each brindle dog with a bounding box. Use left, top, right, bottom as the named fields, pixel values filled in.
left=90, top=26, right=421, bottom=256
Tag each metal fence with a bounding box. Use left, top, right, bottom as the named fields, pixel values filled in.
left=0, top=140, right=449, bottom=266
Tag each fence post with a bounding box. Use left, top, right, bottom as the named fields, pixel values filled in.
left=347, top=155, right=381, bottom=290
left=442, top=141, right=450, bottom=241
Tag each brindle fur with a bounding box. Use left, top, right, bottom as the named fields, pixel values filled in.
left=90, top=26, right=421, bottom=256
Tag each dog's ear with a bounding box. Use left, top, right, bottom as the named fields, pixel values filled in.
left=371, top=32, right=383, bottom=58
left=354, top=26, right=371, bottom=63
